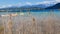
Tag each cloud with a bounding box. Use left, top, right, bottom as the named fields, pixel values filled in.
left=15, top=2, right=32, bottom=6
left=1, top=0, right=59, bottom=8
left=0, top=5, right=13, bottom=8
left=7, top=5, right=12, bottom=7
left=25, top=2, right=32, bottom=5
left=55, top=0, right=60, bottom=2
left=16, top=3, right=22, bottom=6
left=0, top=3, right=22, bottom=8
left=36, top=1, right=56, bottom=4
left=0, top=5, right=6, bottom=8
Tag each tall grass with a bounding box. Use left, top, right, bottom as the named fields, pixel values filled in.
left=7, top=14, right=13, bottom=34
left=0, top=26, right=4, bottom=34
left=0, top=11, right=60, bottom=34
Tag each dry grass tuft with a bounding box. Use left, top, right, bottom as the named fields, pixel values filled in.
left=0, top=26, right=4, bottom=34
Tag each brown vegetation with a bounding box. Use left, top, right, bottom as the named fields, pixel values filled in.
left=0, top=12, right=60, bottom=34
left=0, top=26, right=4, bottom=34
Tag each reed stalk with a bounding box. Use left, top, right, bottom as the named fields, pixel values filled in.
left=1, top=16, right=5, bottom=34
left=7, top=14, right=13, bottom=34
left=0, top=26, right=4, bottom=34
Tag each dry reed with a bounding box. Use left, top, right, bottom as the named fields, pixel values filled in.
left=0, top=11, right=60, bottom=34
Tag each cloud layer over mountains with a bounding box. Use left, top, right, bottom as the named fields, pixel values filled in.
left=0, top=0, right=60, bottom=8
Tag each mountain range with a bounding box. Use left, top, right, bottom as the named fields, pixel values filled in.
left=45, top=3, right=60, bottom=9
left=0, top=3, right=60, bottom=12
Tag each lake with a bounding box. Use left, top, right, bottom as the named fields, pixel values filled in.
left=0, top=10, right=60, bottom=17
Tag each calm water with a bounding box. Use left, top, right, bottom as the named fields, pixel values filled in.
left=0, top=10, right=60, bottom=17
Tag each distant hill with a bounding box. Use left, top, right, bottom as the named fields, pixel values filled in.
left=14, top=4, right=48, bottom=8
left=45, top=3, right=60, bottom=9
left=0, top=4, right=47, bottom=11
left=0, top=3, right=59, bottom=12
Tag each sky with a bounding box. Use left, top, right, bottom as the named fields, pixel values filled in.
left=0, top=0, right=60, bottom=8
